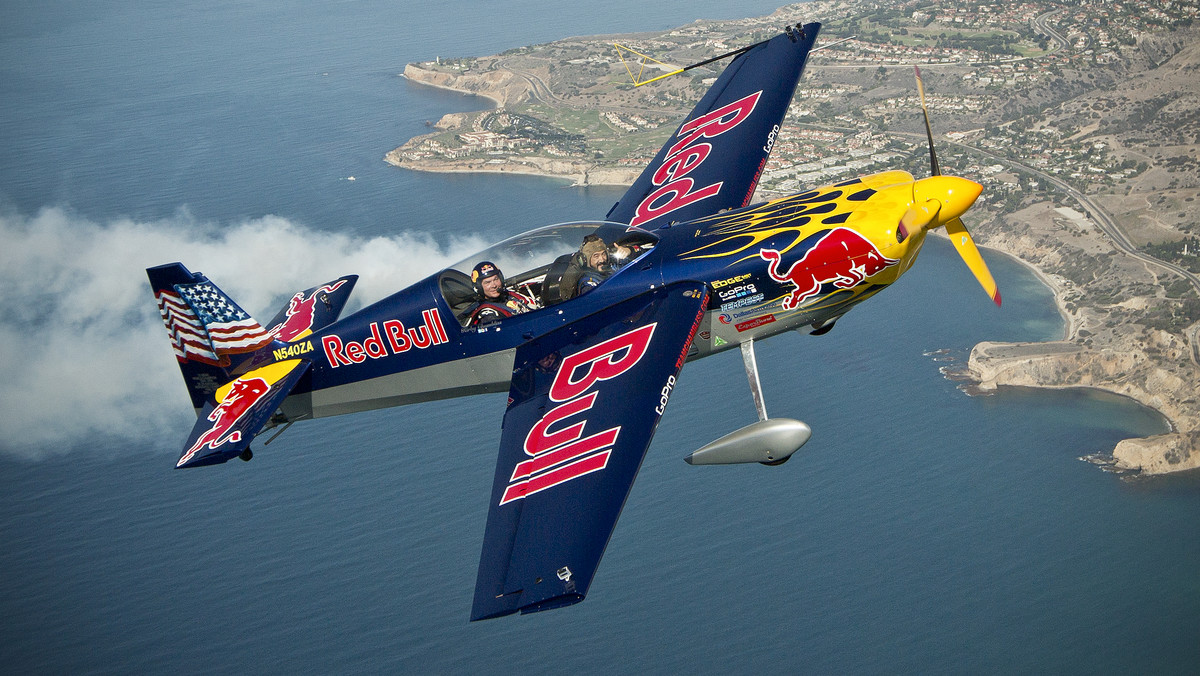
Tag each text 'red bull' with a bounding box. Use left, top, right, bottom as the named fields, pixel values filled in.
left=178, top=376, right=271, bottom=467
left=322, top=309, right=448, bottom=367
left=500, top=323, right=657, bottom=505
left=629, top=91, right=762, bottom=228
left=760, top=227, right=900, bottom=310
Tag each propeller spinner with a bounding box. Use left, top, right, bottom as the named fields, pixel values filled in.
left=913, top=66, right=1001, bottom=307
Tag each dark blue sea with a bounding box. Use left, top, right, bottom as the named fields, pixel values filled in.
left=3, top=2, right=1198, bottom=673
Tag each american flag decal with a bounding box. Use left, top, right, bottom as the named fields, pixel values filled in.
left=157, top=289, right=220, bottom=364
left=156, top=281, right=273, bottom=364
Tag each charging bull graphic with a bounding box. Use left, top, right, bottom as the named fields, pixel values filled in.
left=760, top=227, right=899, bottom=310
left=270, top=279, right=350, bottom=342
left=177, top=376, right=271, bottom=467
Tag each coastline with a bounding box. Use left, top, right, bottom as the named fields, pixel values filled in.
left=385, top=151, right=640, bottom=187
left=400, top=71, right=505, bottom=108
left=997, top=248, right=1078, bottom=342
left=388, top=50, right=1200, bottom=477
left=964, top=235, right=1199, bottom=475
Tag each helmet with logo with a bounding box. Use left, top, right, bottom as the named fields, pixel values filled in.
left=471, top=261, right=504, bottom=296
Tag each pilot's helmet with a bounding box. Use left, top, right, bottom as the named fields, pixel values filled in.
left=580, top=235, right=610, bottom=271
left=471, top=261, right=503, bottom=296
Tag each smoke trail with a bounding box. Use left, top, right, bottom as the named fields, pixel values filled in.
left=0, top=207, right=486, bottom=458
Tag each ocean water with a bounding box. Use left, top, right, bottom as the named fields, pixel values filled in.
left=3, top=2, right=1199, bottom=674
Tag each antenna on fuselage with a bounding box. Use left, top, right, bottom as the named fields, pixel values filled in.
left=613, top=23, right=813, bottom=87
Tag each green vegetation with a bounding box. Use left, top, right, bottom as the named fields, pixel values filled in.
left=1143, top=294, right=1200, bottom=331
left=1144, top=237, right=1200, bottom=273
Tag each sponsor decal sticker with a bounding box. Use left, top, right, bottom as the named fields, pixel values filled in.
left=719, top=293, right=764, bottom=311
left=718, top=304, right=767, bottom=324
left=655, top=375, right=676, bottom=415
left=735, top=314, right=776, bottom=332
left=763, top=123, right=780, bottom=154
left=712, top=273, right=752, bottom=289
left=717, top=283, right=758, bottom=304
left=673, top=298, right=707, bottom=371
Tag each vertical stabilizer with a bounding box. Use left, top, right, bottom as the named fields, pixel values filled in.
left=147, top=263, right=274, bottom=411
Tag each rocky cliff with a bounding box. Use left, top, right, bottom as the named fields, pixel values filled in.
left=968, top=205, right=1200, bottom=475
left=402, top=63, right=530, bottom=107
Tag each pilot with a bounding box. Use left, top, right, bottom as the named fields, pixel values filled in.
left=467, top=261, right=536, bottom=325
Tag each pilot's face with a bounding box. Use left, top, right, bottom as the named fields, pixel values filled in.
left=482, top=274, right=503, bottom=299
left=588, top=249, right=609, bottom=271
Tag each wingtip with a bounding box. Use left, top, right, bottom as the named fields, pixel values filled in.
left=993, top=290, right=1002, bottom=307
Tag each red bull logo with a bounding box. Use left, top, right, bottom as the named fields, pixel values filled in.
left=322, top=309, right=448, bottom=368
left=178, top=376, right=271, bottom=467
left=271, top=279, right=349, bottom=342
left=760, top=227, right=899, bottom=310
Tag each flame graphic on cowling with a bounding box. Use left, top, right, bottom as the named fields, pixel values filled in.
left=680, top=182, right=880, bottom=263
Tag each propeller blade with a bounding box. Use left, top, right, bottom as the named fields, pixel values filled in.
left=914, top=66, right=940, bottom=177
left=944, top=217, right=1001, bottom=306
left=912, top=70, right=997, bottom=306
left=899, top=199, right=940, bottom=242
left=901, top=199, right=941, bottom=231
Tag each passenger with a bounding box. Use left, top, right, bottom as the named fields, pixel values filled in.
left=573, top=235, right=635, bottom=296
left=467, top=261, right=536, bottom=325
left=575, top=235, right=613, bottom=296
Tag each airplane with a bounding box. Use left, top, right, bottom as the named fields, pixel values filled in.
left=147, top=21, right=999, bottom=621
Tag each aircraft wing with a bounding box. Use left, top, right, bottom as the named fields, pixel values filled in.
left=471, top=281, right=709, bottom=620
left=606, top=23, right=821, bottom=230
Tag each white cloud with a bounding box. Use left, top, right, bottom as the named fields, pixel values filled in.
left=0, top=207, right=486, bottom=459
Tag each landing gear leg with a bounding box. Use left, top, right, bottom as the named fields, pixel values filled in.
left=741, top=339, right=768, bottom=423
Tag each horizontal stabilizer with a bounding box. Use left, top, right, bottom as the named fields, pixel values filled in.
left=176, top=359, right=311, bottom=468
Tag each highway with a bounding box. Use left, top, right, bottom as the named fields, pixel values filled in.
left=1031, top=9, right=1070, bottom=53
